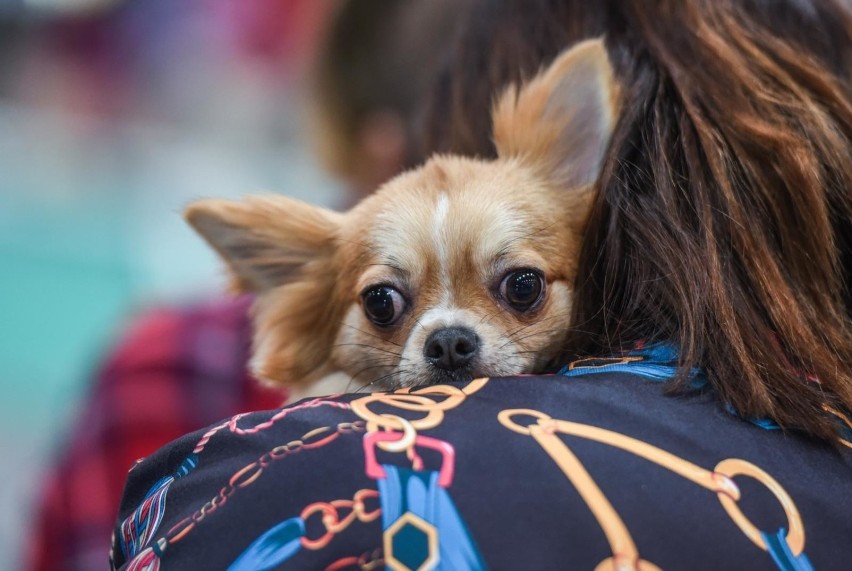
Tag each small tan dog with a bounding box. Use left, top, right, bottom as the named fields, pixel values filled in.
left=186, top=39, right=619, bottom=399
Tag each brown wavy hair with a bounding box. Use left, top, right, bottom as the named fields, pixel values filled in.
left=424, top=0, right=852, bottom=441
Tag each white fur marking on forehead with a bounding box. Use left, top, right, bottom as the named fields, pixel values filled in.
left=434, top=193, right=450, bottom=227
left=419, top=305, right=460, bottom=329
left=432, top=193, right=451, bottom=296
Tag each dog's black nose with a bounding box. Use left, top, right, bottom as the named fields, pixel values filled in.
left=424, top=327, right=479, bottom=370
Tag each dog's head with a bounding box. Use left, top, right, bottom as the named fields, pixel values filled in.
left=186, top=39, right=619, bottom=393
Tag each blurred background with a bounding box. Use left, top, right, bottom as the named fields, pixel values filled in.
left=0, top=0, right=465, bottom=566
left=0, top=0, right=344, bottom=566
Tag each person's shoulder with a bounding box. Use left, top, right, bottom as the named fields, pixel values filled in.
left=113, top=375, right=852, bottom=570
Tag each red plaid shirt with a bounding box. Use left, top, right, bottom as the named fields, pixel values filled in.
left=26, top=297, right=283, bottom=571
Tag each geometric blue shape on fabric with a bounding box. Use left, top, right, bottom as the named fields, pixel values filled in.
left=391, top=519, right=432, bottom=569
left=226, top=516, right=305, bottom=571
left=762, top=528, right=814, bottom=571
left=377, top=464, right=488, bottom=570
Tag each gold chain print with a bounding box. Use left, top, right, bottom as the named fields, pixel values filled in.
left=498, top=409, right=806, bottom=571
left=351, top=378, right=489, bottom=438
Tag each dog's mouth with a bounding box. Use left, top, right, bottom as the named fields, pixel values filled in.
left=417, top=353, right=557, bottom=387
left=421, top=361, right=510, bottom=386
left=424, top=366, right=479, bottom=385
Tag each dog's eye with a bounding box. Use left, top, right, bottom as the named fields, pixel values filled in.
left=362, top=286, right=406, bottom=326
left=500, top=269, right=545, bottom=311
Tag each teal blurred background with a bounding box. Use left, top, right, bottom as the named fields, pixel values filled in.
left=0, top=0, right=342, bottom=566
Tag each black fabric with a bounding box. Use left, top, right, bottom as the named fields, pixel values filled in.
left=111, top=373, right=852, bottom=570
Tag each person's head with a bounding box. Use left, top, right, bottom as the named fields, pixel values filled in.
left=425, top=0, right=852, bottom=440
left=311, top=0, right=466, bottom=202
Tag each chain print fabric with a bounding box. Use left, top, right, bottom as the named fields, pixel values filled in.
left=112, top=347, right=852, bottom=570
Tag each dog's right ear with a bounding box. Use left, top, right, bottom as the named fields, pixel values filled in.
left=185, top=196, right=342, bottom=293
left=185, top=196, right=346, bottom=386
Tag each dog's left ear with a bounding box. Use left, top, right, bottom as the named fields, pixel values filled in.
left=492, top=38, right=620, bottom=189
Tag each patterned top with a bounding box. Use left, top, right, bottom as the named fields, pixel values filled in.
left=111, top=345, right=852, bottom=571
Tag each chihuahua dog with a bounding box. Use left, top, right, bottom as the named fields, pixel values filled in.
left=185, top=39, right=619, bottom=399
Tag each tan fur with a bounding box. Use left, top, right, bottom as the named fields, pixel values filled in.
left=185, top=197, right=342, bottom=293
left=186, top=196, right=345, bottom=383
left=185, top=39, right=620, bottom=396
left=492, top=39, right=621, bottom=189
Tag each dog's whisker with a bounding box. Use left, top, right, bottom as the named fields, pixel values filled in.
left=476, top=309, right=501, bottom=328
left=497, top=324, right=569, bottom=352
left=409, top=314, right=427, bottom=332
left=506, top=328, right=569, bottom=347
left=332, top=342, right=402, bottom=357
left=338, top=322, right=403, bottom=347
left=502, top=311, right=569, bottom=341
left=348, top=362, right=394, bottom=384
left=359, top=368, right=415, bottom=392
left=342, top=354, right=395, bottom=381
left=503, top=312, right=573, bottom=342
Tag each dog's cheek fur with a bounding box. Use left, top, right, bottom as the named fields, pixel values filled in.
left=329, top=304, right=411, bottom=390
left=249, top=261, right=345, bottom=387
left=474, top=281, right=573, bottom=375
left=524, top=281, right=574, bottom=371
